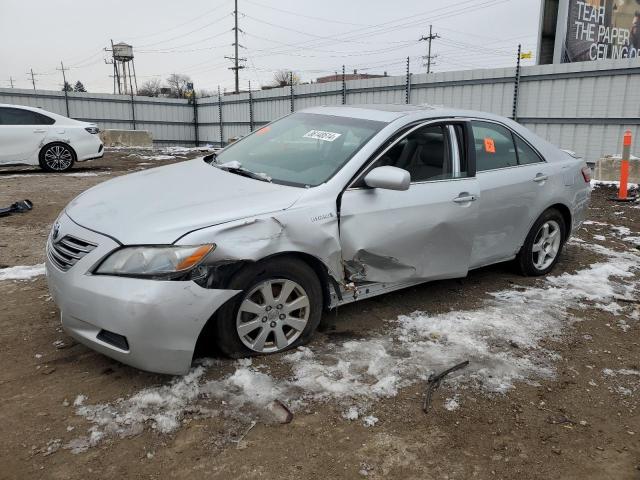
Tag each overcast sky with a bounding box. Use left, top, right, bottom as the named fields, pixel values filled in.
left=0, top=0, right=541, bottom=94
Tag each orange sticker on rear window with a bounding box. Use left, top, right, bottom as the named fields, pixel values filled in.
left=484, top=137, right=496, bottom=153
left=256, top=126, right=270, bottom=135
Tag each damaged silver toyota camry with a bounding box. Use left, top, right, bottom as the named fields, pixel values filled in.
left=46, top=105, right=591, bottom=374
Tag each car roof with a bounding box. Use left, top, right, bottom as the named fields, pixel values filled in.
left=299, top=104, right=515, bottom=124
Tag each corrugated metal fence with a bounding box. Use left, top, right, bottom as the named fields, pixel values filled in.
left=1, top=58, right=638, bottom=162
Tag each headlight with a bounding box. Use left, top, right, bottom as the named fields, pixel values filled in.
left=95, top=245, right=214, bottom=277
left=85, top=126, right=100, bottom=134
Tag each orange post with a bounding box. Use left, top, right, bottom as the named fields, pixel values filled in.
left=618, top=130, right=632, bottom=200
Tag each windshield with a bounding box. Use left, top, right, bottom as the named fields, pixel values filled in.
left=214, top=112, right=386, bottom=187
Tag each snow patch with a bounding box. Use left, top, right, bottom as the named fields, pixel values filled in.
left=66, top=241, right=640, bottom=452
left=444, top=395, right=460, bottom=411
left=362, top=415, right=378, bottom=427
left=0, top=264, right=45, bottom=281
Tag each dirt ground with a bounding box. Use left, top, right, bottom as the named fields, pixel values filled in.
left=0, top=150, right=638, bottom=480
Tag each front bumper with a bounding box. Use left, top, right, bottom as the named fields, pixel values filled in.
left=45, top=213, right=240, bottom=375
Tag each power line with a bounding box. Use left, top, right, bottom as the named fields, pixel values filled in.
left=242, top=0, right=369, bottom=27
left=137, top=12, right=232, bottom=48
left=127, top=0, right=233, bottom=41
left=419, top=25, right=439, bottom=73
left=238, top=0, right=509, bottom=59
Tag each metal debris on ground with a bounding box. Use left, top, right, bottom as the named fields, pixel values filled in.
left=0, top=199, right=33, bottom=218
left=423, top=360, right=470, bottom=414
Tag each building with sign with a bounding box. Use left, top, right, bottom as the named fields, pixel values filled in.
left=537, top=0, right=640, bottom=64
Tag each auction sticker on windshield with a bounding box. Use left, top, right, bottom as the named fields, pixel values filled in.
left=303, top=130, right=342, bottom=142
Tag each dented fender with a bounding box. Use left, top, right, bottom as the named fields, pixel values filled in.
left=177, top=200, right=344, bottom=286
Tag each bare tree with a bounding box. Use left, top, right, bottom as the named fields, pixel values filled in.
left=272, top=70, right=300, bottom=87
left=138, top=78, right=163, bottom=97
left=166, top=73, right=192, bottom=98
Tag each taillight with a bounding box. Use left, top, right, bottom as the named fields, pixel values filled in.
left=581, top=166, right=591, bottom=183
left=85, top=127, right=100, bottom=134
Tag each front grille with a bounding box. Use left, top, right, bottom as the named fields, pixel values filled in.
left=48, top=235, right=97, bottom=272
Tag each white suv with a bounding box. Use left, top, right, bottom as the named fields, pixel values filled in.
left=0, top=104, right=104, bottom=172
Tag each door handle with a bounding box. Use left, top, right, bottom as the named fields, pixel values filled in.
left=533, top=174, right=548, bottom=183
left=453, top=194, right=476, bottom=203
left=33, top=129, right=46, bottom=133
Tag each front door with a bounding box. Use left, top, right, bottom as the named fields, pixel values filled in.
left=339, top=122, right=479, bottom=283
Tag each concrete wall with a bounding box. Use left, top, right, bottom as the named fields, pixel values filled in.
left=1, top=58, right=638, bottom=162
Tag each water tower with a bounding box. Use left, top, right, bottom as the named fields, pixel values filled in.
left=108, top=41, right=138, bottom=95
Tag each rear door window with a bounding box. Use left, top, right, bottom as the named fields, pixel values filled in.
left=471, top=121, right=518, bottom=171
left=0, top=107, right=55, bottom=125
left=514, top=135, right=544, bottom=165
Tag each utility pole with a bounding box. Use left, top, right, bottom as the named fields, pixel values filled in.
left=27, top=69, right=37, bottom=90
left=8, top=76, right=14, bottom=88
left=57, top=61, right=71, bottom=117
left=419, top=25, right=439, bottom=73
left=512, top=44, right=522, bottom=121
left=225, top=0, right=246, bottom=93
left=105, top=39, right=122, bottom=95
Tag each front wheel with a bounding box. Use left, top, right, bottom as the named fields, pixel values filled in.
left=516, top=208, right=566, bottom=276
left=215, top=257, right=323, bottom=358
left=39, top=143, right=75, bottom=172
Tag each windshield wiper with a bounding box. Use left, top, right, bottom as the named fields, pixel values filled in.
left=213, top=160, right=272, bottom=183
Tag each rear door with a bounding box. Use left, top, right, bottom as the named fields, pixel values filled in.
left=0, top=107, right=54, bottom=164
left=468, top=120, right=552, bottom=268
left=339, top=120, right=479, bottom=283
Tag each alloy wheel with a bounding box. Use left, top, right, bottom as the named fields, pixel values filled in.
left=44, top=145, right=73, bottom=171
left=531, top=220, right=561, bottom=270
left=236, top=278, right=310, bottom=353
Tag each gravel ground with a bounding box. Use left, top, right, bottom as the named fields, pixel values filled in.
left=0, top=150, right=638, bottom=479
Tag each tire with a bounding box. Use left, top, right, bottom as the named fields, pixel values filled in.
left=39, top=142, right=76, bottom=172
left=516, top=208, right=566, bottom=276
left=215, top=257, right=323, bottom=358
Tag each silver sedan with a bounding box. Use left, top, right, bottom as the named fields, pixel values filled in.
left=46, top=105, right=591, bottom=374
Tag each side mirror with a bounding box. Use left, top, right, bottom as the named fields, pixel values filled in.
left=363, top=166, right=410, bottom=191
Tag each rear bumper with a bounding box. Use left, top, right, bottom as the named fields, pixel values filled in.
left=75, top=137, right=104, bottom=162
left=45, top=213, right=240, bottom=375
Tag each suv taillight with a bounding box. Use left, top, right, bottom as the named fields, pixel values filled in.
left=85, top=127, right=100, bottom=134
left=581, top=166, right=592, bottom=183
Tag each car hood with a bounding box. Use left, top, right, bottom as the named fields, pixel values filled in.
left=65, top=159, right=305, bottom=244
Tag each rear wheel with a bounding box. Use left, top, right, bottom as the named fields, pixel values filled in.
left=516, top=208, right=566, bottom=276
left=39, top=143, right=75, bottom=172
left=215, top=257, right=323, bottom=358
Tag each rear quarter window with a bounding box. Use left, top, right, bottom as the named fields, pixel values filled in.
left=514, top=135, right=544, bottom=165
